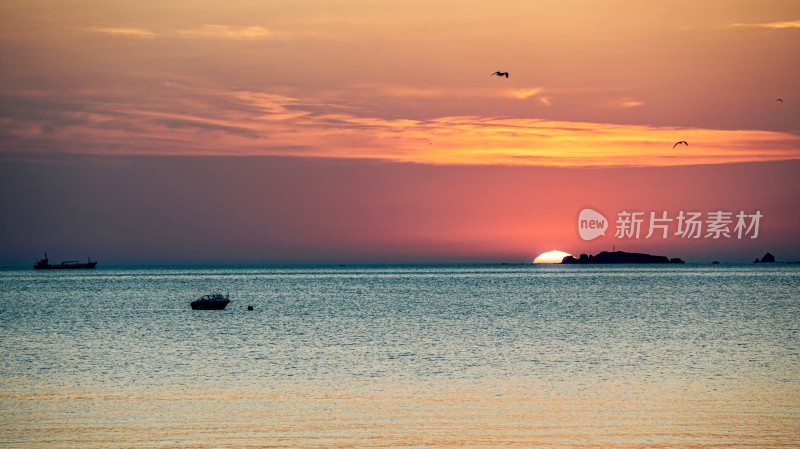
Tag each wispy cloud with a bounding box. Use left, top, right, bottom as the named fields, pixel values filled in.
left=380, top=86, right=450, bottom=98
left=2, top=86, right=799, bottom=167
left=510, top=88, right=542, bottom=100
left=85, top=27, right=156, bottom=38
left=83, top=24, right=283, bottom=41
left=729, top=20, right=800, bottom=29
left=177, top=25, right=277, bottom=40
left=365, top=85, right=548, bottom=101
left=607, top=97, right=644, bottom=109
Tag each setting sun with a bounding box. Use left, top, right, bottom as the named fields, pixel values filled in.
left=533, top=250, right=573, bottom=264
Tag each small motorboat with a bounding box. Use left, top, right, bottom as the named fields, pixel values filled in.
left=191, top=293, right=230, bottom=310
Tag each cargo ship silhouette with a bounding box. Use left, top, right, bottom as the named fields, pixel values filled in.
left=34, top=252, right=97, bottom=269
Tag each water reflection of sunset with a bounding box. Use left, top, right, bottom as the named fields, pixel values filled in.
left=7, top=379, right=798, bottom=448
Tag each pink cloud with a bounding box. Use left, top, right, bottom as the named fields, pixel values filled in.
left=2, top=85, right=798, bottom=167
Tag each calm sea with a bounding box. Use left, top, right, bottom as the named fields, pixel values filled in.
left=1, top=264, right=798, bottom=448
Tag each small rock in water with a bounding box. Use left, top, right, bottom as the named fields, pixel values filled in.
left=247, top=305, right=254, bottom=311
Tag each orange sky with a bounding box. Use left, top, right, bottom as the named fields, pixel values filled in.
left=1, top=1, right=799, bottom=263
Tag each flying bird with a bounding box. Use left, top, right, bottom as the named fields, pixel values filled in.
left=673, top=141, right=688, bottom=149
left=491, top=71, right=509, bottom=78
left=777, top=98, right=783, bottom=103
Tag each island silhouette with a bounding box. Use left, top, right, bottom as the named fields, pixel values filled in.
left=561, top=250, right=684, bottom=264
left=754, top=252, right=776, bottom=263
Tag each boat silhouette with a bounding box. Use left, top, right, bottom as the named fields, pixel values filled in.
left=191, top=293, right=230, bottom=310
left=34, top=252, right=97, bottom=269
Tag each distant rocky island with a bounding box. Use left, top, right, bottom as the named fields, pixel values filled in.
left=753, top=252, right=775, bottom=263
left=561, top=251, right=685, bottom=264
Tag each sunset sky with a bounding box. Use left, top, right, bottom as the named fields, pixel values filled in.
left=1, top=0, right=799, bottom=265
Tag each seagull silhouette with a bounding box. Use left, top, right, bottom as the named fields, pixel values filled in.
left=491, top=71, right=509, bottom=78
left=777, top=98, right=783, bottom=103
left=673, top=141, right=688, bottom=149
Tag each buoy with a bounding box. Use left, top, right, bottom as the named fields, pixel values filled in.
left=247, top=305, right=254, bottom=311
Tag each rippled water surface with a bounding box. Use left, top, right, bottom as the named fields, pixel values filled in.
left=1, top=264, right=799, bottom=447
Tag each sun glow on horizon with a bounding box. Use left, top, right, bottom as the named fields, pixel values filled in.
left=533, top=250, right=573, bottom=264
